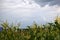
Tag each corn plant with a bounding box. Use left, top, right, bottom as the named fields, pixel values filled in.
left=0, top=16, right=60, bottom=40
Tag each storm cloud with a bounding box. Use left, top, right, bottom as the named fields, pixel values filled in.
left=34, top=0, right=60, bottom=6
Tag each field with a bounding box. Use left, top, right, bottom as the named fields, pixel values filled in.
left=0, top=16, right=60, bottom=40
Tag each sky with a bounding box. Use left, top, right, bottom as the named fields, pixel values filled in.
left=0, top=0, right=60, bottom=28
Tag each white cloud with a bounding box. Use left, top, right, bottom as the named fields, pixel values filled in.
left=0, top=0, right=40, bottom=8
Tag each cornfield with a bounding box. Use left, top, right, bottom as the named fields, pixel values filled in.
left=0, top=17, right=60, bottom=40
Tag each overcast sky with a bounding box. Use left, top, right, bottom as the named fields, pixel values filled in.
left=0, top=0, right=60, bottom=28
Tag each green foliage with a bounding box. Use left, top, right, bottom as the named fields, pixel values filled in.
left=0, top=17, right=60, bottom=40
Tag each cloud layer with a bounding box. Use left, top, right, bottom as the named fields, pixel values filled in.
left=0, top=0, right=40, bottom=8
left=34, top=0, right=60, bottom=6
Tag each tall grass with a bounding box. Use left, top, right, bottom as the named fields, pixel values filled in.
left=0, top=16, right=60, bottom=40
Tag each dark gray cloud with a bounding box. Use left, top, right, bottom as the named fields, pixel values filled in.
left=34, top=0, right=60, bottom=6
